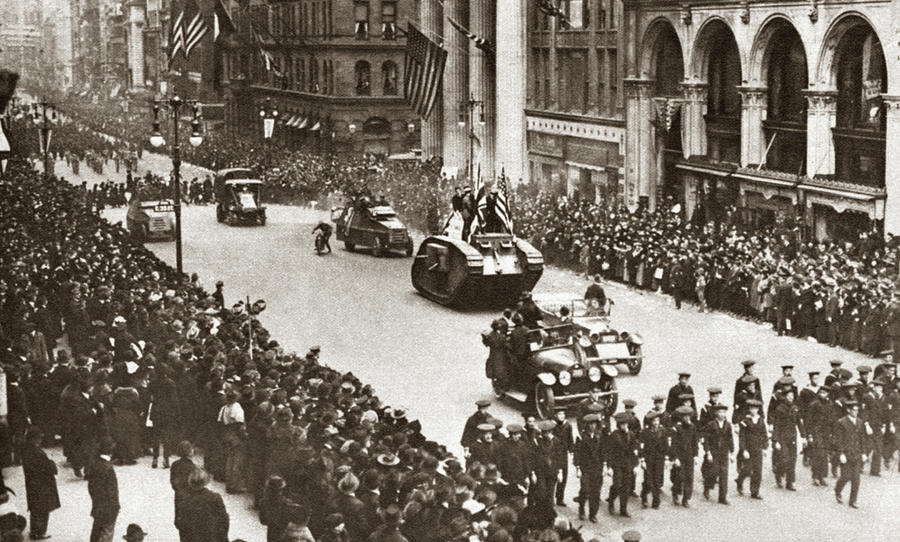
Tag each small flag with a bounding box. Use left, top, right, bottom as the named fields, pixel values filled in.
left=213, top=0, right=236, bottom=41
left=446, top=16, right=493, bottom=55
left=404, top=24, right=447, bottom=120
left=183, top=0, right=208, bottom=58
left=495, top=170, right=513, bottom=233
left=538, top=0, right=571, bottom=29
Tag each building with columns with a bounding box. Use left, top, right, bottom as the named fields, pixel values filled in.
left=221, top=0, right=420, bottom=156
left=623, top=0, right=900, bottom=239
left=524, top=0, right=626, bottom=202
left=418, top=0, right=528, bottom=185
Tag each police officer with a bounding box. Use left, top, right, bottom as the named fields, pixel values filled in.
left=702, top=404, right=733, bottom=504
left=574, top=413, right=606, bottom=522
left=496, top=423, right=532, bottom=498
left=736, top=399, right=767, bottom=499
left=772, top=365, right=799, bottom=397
left=670, top=406, right=698, bottom=507
left=639, top=411, right=668, bottom=509
left=699, top=387, right=722, bottom=493
left=608, top=412, right=639, bottom=517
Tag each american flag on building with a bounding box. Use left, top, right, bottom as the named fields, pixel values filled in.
left=403, top=24, right=447, bottom=119
left=183, top=0, right=208, bottom=59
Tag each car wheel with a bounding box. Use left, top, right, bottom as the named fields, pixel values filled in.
left=626, top=345, right=643, bottom=375
left=345, top=241, right=355, bottom=252
left=372, top=237, right=384, bottom=257
left=534, top=383, right=555, bottom=419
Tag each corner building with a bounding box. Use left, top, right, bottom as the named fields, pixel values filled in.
left=623, top=0, right=900, bottom=239
left=525, top=0, right=627, bottom=203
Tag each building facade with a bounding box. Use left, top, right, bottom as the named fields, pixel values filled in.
left=525, top=0, right=627, bottom=203
left=222, top=0, right=419, bottom=157
left=623, top=0, right=900, bottom=239
left=0, top=0, right=70, bottom=92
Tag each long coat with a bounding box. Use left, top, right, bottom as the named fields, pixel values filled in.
left=177, top=487, right=230, bottom=542
left=21, top=441, right=60, bottom=513
left=86, top=457, right=119, bottom=525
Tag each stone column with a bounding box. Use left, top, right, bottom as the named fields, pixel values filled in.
left=680, top=82, right=707, bottom=158
left=883, top=95, right=900, bottom=236
left=803, top=90, right=837, bottom=178
left=470, top=0, right=496, bottom=181
left=127, top=0, right=145, bottom=88
left=587, top=0, right=599, bottom=114
left=420, top=0, right=443, bottom=161
left=737, top=86, right=767, bottom=167
left=442, top=0, right=469, bottom=178
left=548, top=10, right=558, bottom=107
left=624, top=78, right=654, bottom=210
left=495, top=0, right=527, bottom=184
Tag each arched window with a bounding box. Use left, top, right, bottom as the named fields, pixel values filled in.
left=355, top=60, right=371, bottom=95
left=763, top=25, right=807, bottom=174
left=834, top=24, right=886, bottom=187
left=382, top=61, right=398, bottom=95
left=704, top=22, right=741, bottom=163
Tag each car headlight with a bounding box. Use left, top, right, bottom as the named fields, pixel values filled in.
left=578, top=336, right=593, bottom=348
left=558, top=370, right=572, bottom=386
left=588, top=366, right=601, bottom=382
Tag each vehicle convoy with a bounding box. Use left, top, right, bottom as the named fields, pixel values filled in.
left=214, top=168, right=267, bottom=226
left=331, top=204, right=413, bottom=257
left=126, top=197, right=175, bottom=242
left=532, top=292, right=645, bottom=375
left=411, top=232, right=543, bottom=307
left=486, top=324, right=619, bottom=418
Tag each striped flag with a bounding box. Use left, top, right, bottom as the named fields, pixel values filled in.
left=495, top=169, right=513, bottom=233
left=403, top=24, right=447, bottom=120
left=168, top=2, right=185, bottom=68
left=183, top=0, right=208, bottom=59
left=447, top=16, right=493, bottom=55
left=213, top=0, right=236, bottom=41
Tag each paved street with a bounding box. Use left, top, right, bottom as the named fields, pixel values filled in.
left=77, top=203, right=900, bottom=540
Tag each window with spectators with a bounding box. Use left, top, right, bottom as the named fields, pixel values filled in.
left=382, top=1, right=397, bottom=40
left=356, top=60, right=371, bottom=95
left=382, top=61, right=398, bottom=95
left=297, top=58, right=305, bottom=91
left=355, top=1, right=369, bottom=40
left=310, top=58, right=319, bottom=92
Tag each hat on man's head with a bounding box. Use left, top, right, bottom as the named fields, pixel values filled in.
left=506, top=423, right=523, bottom=433
left=651, top=394, right=665, bottom=402
left=857, top=365, right=872, bottom=374
left=123, top=524, right=147, bottom=541
left=536, top=420, right=556, bottom=432
left=475, top=399, right=491, bottom=408
left=741, top=360, right=757, bottom=367
left=707, top=386, right=722, bottom=395
left=675, top=406, right=694, bottom=416
left=623, top=399, right=636, bottom=408
left=477, top=423, right=495, bottom=432
left=613, top=412, right=631, bottom=424
left=678, top=371, right=691, bottom=377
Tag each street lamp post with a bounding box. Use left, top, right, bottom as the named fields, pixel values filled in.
left=150, top=95, right=203, bottom=276
left=32, top=101, right=58, bottom=179
left=259, top=97, right=278, bottom=164
left=459, top=98, right=485, bottom=183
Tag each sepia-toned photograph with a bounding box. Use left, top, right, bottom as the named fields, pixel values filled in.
left=1, top=1, right=899, bottom=540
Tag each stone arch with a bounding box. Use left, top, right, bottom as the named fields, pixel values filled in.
left=815, top=12, right=885, bottom=89
left=748, top=14, right=809, bottom=86
left=638, top=17, right=684, bottom=81
left=689, top=16, right=740, bottom=82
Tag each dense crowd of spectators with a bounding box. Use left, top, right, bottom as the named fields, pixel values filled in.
left=0, top=156, right=598, bottom=541
left=517, top=192, right=900, bottom=356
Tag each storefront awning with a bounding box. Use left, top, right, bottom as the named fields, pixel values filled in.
left=565, top=161, right=607, bottom=173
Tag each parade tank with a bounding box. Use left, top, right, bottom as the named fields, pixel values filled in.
left=411, top=231, right=543, bottom=307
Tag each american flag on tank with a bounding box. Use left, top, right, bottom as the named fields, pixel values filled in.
left=495, top=169, right=513, bottom=233
left=403, top=24, right=447, bottom=119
